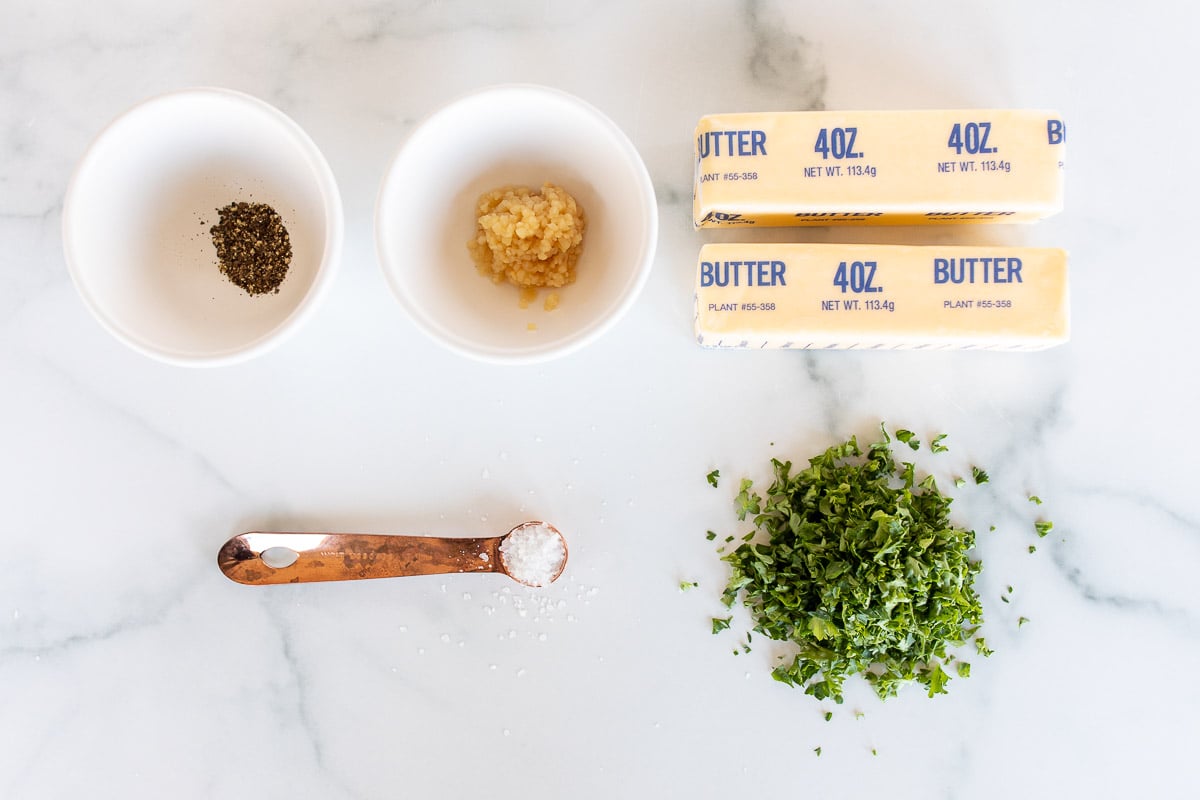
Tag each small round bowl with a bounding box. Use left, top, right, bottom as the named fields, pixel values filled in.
left=375, top=85, right=658, bottom=364
left=63, top=88, right=343, bottom=366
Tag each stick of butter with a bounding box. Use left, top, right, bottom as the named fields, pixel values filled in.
left=694, top=110, right=1065, bottom=227
left=695, top=244, right=1069, bottom=350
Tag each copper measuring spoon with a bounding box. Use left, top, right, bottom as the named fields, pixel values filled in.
left=217, top=521, right=567, bottom=588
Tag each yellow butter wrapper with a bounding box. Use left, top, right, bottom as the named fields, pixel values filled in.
left=695, top=243, right=1069, bottom=350
left=693, top=110, right=1065, bottom=227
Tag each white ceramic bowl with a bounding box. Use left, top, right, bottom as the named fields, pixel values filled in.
left=375, top=85, right=658, bottom=364
left=63, top=88, right=343, bottom=366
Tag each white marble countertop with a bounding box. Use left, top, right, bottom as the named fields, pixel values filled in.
left=3, top=1, right=1198, bottom=797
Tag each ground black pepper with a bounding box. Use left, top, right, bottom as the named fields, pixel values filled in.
left=209, top=202, right=292, bottom=295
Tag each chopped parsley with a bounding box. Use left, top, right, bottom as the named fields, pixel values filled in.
left=1018, top=616, right=1030, bottom=628
left=679, top=581, right=698, bottom=592
left=706, top=530, right=717, bottom=541
left=972, top=466, right=989, bottom=485
left=735, top=478, right=760, bottom=520
left=1028, top=545, right=1037, bottom=554
left=718, top=425, right=986, bottom=702
left=895, top=429, right=920, bottom=451
left=1028, top=495, right=1043, bottom=505
left=711, top=616, right=732, bottom=634
left=1035, top=520, right=1054, bottom=538
left=707, top=469, right=720, bottom=488
left=930, top=434, right=949, bottom=453
left=824, top=711, right=833, bottom=722
left=813, top=747, right=822, bottom=757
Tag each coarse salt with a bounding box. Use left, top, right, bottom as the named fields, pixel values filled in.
left=499, top=523, right=566, bottom=587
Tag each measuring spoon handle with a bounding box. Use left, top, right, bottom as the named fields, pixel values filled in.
left=217, top=531, right=504, bottom=585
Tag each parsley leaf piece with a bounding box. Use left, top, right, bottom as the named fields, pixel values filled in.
left=930, top=434, right=949, bottom=453
left=1028, top=495, right=1043, bottom=505
left=1018, top=616, right=1029, bottom=628
left=957, top=662, right=971, bottom=678
left=707, top=469, right=720, bottom=488
left=813, top=747, right=822, bottom=757
left=711, top=616, right=732, bottom=634
left=974, top=638, right=994, bottom=657
left=871, top=748, right=878, bottom=756
left=1035, top=520, right=1054, bottom=538
left=972, top=466, right=989, bottom=485
left=824, top=711, right=833, bottom=722
left=924, top=663, right=950, bottom=697
left=1028, top=545, right=1037, bottom=554
left=1001, top=595, right=1009, bottom=604
left=718, top=426, right=985, bottom=703
left=895, top=429, right=920, bottom=451
left=954, top=476, right=966, bottom=488
left=679, top=581, right=698, bottom=592
left=706, top=530, right=717, bottom=541
left=735, top=479, right=761, bottom=521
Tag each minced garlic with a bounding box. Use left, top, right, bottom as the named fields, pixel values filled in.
left=467, top=183, right=585, bottom=305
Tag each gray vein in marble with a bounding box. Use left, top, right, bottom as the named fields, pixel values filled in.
left=800, top=353, right=861, bottom=436
left=744, top=0, right=827, bottom=110
left=0, top=353, right=239, bottom=654
left=655, top=183, right=686, bottom=209
left=264, top=602, right=366, bottom=800
left=317, top=0, right=605, bottom=43
left=1046, top=482, right=1200, bottom=637
left=1049, top=545, right=1200, bottom=638
left=1, top=706, right=78, bottom=798
left=0, top=586, right=187, bottom=660
left=1067, top=484, right=1200, bottom=535
left=27, top=354, right=242, bottom=499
